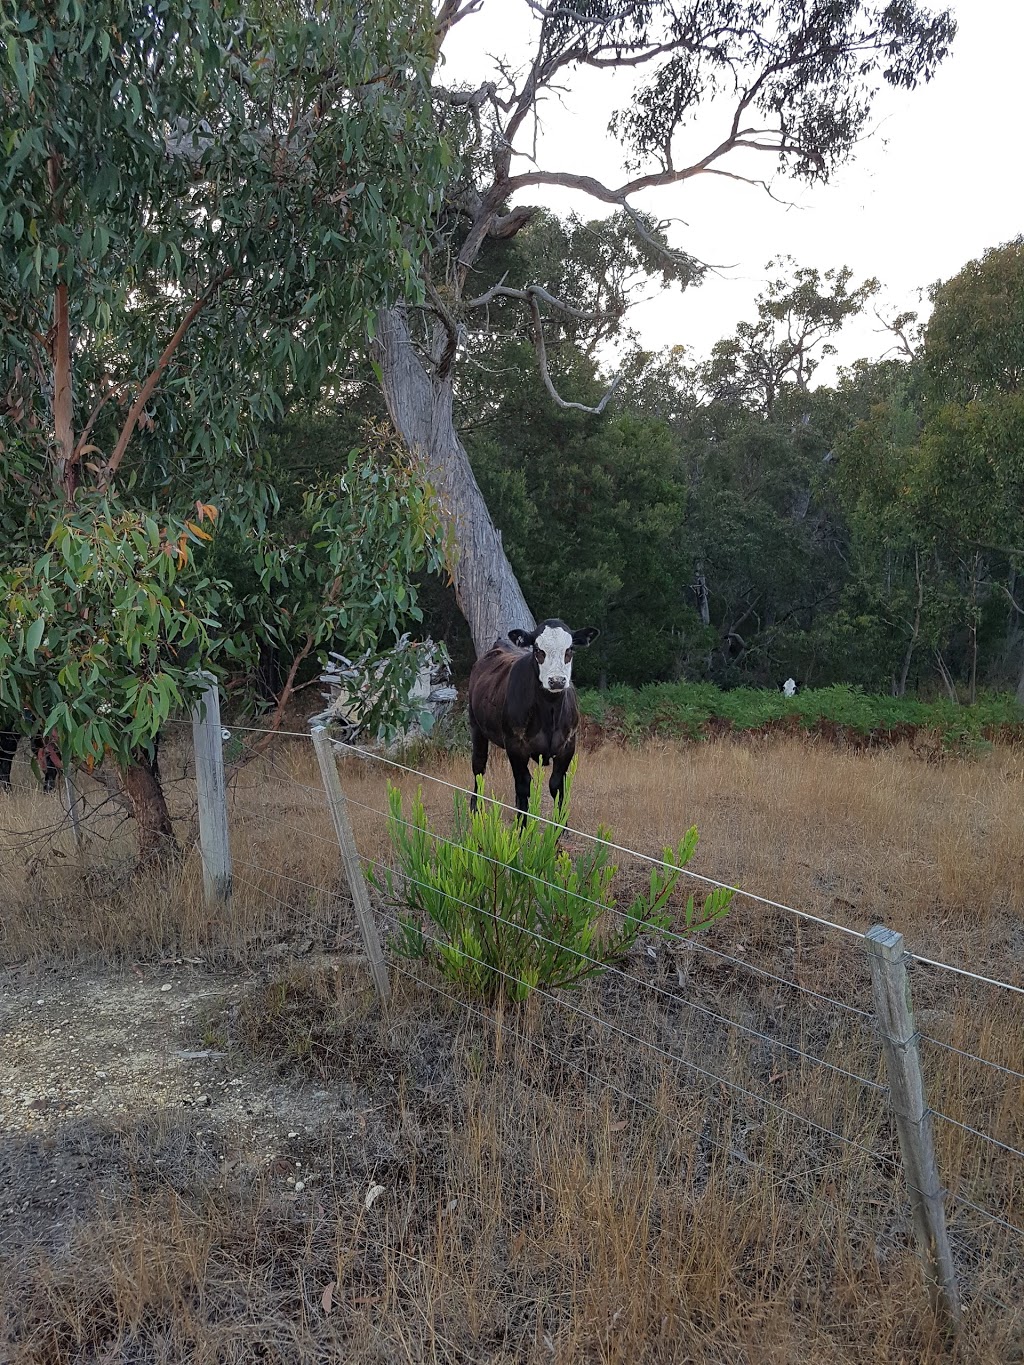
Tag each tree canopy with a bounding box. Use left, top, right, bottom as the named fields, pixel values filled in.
left=0, top=0, right=451, bottom=851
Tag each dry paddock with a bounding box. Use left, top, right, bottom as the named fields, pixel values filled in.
left=1, top=730, right=1023, bottom=1363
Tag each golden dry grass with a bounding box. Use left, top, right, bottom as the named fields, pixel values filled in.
left=2, top=731, right=1024, bottom=1361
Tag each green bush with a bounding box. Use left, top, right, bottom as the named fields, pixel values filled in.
left=577, top=681, right=1024, bottom=746
left=372, top=766, right=732, bottom=1004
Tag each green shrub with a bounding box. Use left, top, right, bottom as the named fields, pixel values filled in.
left=576, top=681, right=1024, bottom=747
left=372, top=766, right=732, bottom=1004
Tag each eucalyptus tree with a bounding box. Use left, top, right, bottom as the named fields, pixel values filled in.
left=0, top=0, right=449, bottom=858
left=377, top=0, right=956, bottom=655
left=834, top=239, right=1024, bottom=700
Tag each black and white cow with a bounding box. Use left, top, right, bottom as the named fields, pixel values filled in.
left=467, top=618, right=599, bottom=817
left=0, top=716, right=60, bottom=794
left=780, top=678, right=801, bottom=698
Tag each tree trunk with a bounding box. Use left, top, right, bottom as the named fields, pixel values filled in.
left=374, top=306, right=534, bottom=657
left=120, top=758, right=178, bottom=867
left=895, top=551, right=924, bottom=698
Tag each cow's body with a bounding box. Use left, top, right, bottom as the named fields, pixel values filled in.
left=467, top=619, right=599, bottom=816
left=0, top=726, right=60, bottom=793
left=0, top=724, right=161, bottom=795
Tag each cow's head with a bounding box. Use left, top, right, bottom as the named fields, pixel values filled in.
left=508, top=619, right=599, bottom=694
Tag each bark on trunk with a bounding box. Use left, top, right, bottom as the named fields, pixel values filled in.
left=120, top=758, right=178, bottom=867
left=375, top=306, right=534, bottom=657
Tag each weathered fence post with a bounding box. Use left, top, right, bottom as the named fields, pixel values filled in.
left=311, top=726, right=390, bottom=1004
left=191, top=671, right=232, bottom=906
left=63, top=771, right=84, bottom=852
left=865, top=924, right=961, bottom=1326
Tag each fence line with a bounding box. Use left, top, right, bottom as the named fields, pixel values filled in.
left=221, top=723, right=870, bottom=935
left=225, top=720, right=1024, bottom=1001
left=367, top=895, right=891, bottom=1164
left=234, top=846, right=885, bottom=1095
left=254, top=743, right=1024, bottom=1081
left=269, top=795, right=879, bottom=1023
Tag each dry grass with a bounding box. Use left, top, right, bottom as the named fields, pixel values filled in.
left=2, top=731, right=1024, bottom=1361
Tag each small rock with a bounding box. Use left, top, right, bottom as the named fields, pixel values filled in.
left=294, top=1181, right=305, bottom=1192
left=160, top=983, right=173, bottom=992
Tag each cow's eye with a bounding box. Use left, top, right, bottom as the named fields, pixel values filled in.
left=534, top=648, right=546, bottom=663
left=565, top=648, right=573, bottom=662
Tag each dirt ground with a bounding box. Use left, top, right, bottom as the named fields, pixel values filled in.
left=0, top=957, right=345, bottom=1253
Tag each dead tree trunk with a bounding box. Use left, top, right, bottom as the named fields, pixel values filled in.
left=374, top=305, right=535, bottom=657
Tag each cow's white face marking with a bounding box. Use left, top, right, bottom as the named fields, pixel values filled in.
left=782, top=678, right=797, bottom=698
left=533, top=623, right=574, bottom=693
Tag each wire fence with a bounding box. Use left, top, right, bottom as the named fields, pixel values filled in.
left=4, top=711, right=1024, bottom=1306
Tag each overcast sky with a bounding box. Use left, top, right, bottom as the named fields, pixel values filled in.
left=442, top=0, right=1022, bottom=382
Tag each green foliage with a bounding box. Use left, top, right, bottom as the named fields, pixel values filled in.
left=0, top=500, right=219, bottom=762
left=577, top=681, right=1024, bottom=750
left=206, top=428, right=449, bottom=729
left=0, top=0, right=451, bottom=763
left=463, top=336, right=696, bottom=686
left=373, top=767, right=732, bottom=1004
left=924, top=237, right=1024, bottom=402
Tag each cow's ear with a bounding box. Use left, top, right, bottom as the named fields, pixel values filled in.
left=508, top=628, right=534, bottom=648
left=572, top=626, right=600, bottom=648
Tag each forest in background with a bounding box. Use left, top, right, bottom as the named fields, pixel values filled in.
left=260, top=229, right=1024, bottom=702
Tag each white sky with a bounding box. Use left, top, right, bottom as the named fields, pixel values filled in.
left=441, top=0, right=1022, bottom=382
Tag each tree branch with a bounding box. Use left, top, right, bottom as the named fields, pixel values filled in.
left=466, top=280, right=607, bottom=323
left=528, top=294, right=621, bottom=414
left=99, top=269, right=234, bottom=490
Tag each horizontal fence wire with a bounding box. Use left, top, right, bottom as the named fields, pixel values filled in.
left=909, top=953, right=1024, bottom=999
left=225, top=721, right=1024, bottom=1000
left=263, top=785, right=878, bottom=1024
left=357, top=851, right=889, bottom=1135
left=947, top=1191, right=1024, bottom=1243
left=234, top=849, right=884, bottom=1095
left=930, top=1110, right=1024, bottom=1164
left=918, top=1035, right=1024, bottom=1086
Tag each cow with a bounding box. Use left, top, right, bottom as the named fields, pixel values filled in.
left=0, top=721, right=162, bottom=795
left=780, top=678, right=801, bottom=698
left=0, top=715, right=60, bottom=794
left=467, top=618, right=599, bottom=819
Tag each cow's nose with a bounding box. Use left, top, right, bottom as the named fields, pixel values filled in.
left=548, top=677, right=567, bottom=691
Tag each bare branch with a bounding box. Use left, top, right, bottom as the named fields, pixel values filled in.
left=99, top=269, right=234, bottom=489
left=467, top=281, right=607, bottom=323
left=424, top=278, right=461, bottom=379
left=434, top=0, right=485, bottom=44
left=528, top=294, right=622, bottom=414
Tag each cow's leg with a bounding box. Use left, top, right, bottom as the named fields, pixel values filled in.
left=0, top=732, right=16, bottom=792
left=549, top=742, right=575, bottom=816
left=469, top=713, right=489, bottom=812
left=509, top=753, right=532, bottom=822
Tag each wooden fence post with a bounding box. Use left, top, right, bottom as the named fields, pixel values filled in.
left=311, top=726, right=390, bottom=1004
left=865, top=924, right=961, bottom=1326
left=63, top=771, right=84, bottom=852
left=191, top=671, right=232, bottom=906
